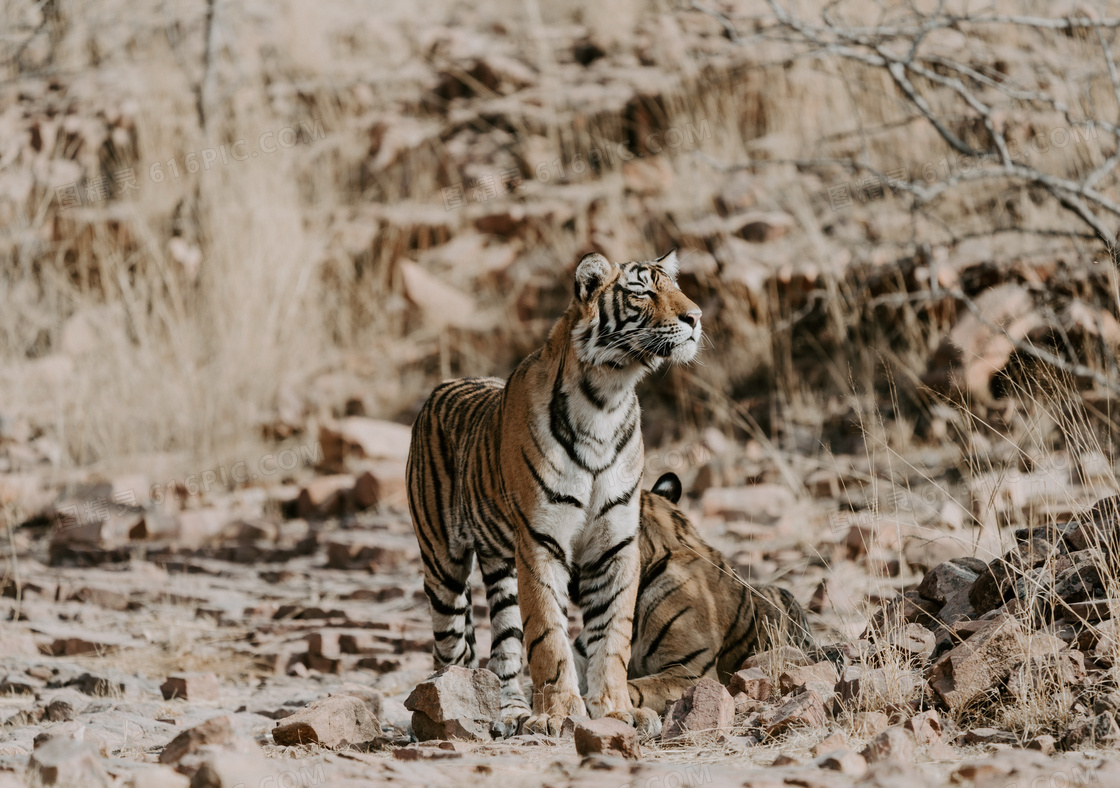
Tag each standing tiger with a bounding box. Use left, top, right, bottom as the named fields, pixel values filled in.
left=407, top=251, right=702, bottom=736
left=574, top=472, right=814, bottom=714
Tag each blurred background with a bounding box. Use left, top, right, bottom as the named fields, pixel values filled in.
left=2, top=0, right=1120, bottom=558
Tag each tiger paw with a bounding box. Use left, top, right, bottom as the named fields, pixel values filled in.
left=493, top=707, right=530, bottom=739
left=521, top=712, right=569, bottom=737
left=606, top=707, right=663, bottom=738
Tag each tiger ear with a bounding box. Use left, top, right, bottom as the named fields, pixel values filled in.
left=655, top=249, right=679, bottom=281
left=651, top=472, right=682, bottom=504
left=574, top=252, right=613, bottom=303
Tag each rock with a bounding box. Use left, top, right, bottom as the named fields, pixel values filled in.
left=917, top=561, right=979, bottom=605
left=733, top=211, right=795, bottom=243
left=573, top=717, right=640, bottom=759
left=813, top=748, right=867, bottom=777
left=159, top=716, right=253, bottom=766
left=1027, top=734, right=1057, bottom=754
left=272, top=694, right=380, bottom=748
left=400, top=260, right=490, bottom=331
left=728, top=667, right=772, bottom=701
left=836, top=666, right=920, bottom=709
left=886, top=623, right=935, bottom=659
left=763, top=690, right=827, bottom=736
left=169, top=508, right=230, bottom=550
left=353, top=461, right=407, bottom=508
left=1063, top=712, right=1120, bottom=749
left=403, top=666, right=500, bottom=742
left=160, top=672, right=220, bottom=702
left=905, top=710, right=943, bottom=745
left=33, top=722, right=110, bottom=757
left=318, top=417, right=412, bottom=472
left=122, top=766, right=190, bottom=788
left=45, top=689, right=90, bottom=722
left=811, top=731, right=847, bottom=756
left=964, top=727, right=1016, bottom=744
left=295, top=475, right=354, bottom=519
left=742, top=646, right=811, bottom=672
left=28, top=738, right=112, bottom=787
left=779, top=661, right=839, bottom=695
left=188, top=751, right=286, bottom=788
left=860, top=726, right=916, bottom=763
left=927, top=614, right=1027, bottom=710
left=852, top=711, right=890, bottom=738
left=700, top=485, right=795, bottom=524
left=661, top=677, right=734, bottom=741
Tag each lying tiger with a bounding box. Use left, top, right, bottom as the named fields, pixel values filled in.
left=574, top=472, right=814, bottom=715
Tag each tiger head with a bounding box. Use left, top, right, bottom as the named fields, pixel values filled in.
left=570, top=251, right=702, bottom=369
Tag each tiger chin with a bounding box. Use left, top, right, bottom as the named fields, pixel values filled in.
left=573, top=472, right=815, bottom=716
left=407, top=250, right=702, bottom=738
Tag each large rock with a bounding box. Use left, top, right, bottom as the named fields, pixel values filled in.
left=272, top=694, right=381, bottom=748
left=661, top=677, right=734, bottom=741
left=927, top=614, right=1028, bottom=710
left=917, top=560, right=979, bottom=605
left=573, top=717, right=640, bottom=759
left=403, top=666, right=500, bottom=741
left=319, top=418, right=412, bottom=472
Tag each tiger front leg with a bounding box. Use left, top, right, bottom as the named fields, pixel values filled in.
left=516, top=535, right=586, bottom=736
left=578, top=512, right=641, bottom=722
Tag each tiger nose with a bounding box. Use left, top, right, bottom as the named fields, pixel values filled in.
left=679, top=309, right=702, bottom=329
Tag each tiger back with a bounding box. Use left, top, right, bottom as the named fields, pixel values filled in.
left=574, top=472, right=813, bottom=714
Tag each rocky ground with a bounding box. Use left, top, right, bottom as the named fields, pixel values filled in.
left=2, top=417, right=1120, bottom=786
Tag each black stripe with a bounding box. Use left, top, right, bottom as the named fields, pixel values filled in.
left=424, top=585, right=466, bottom=617
left=663, top=647, right=711, bottom=671
left=579, top=373, right=608, bottom=409
left=526, top=631, right=548, bottom=662
left=645, top=606, right=690, bottom=657
left=637, top=550, right=671, bottom=598
left=582, top=534, right=635, bottom=579
left=522, top=448, right=583, bottom=508
left=490, top=627, right=523, bottom=648
left=489, top=595, right=519, bottom=617
left=596, top=481, right=639, bottom=520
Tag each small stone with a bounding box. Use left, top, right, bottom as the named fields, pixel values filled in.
left=188, top=751, right=285, bottom=788
left=661, top=677, right=734, bottom=741
left=917, top=561, right=979, bottom=605
left=1027, top=734, right=1056, bottom=754
left=122, top=765, right=190, bottom=788
left=852, top=711, right=891, bottom=738
left=741, top=646, right=811, bottom=672
left=860, top=726, right=916, bottom=763
left=771, top=754, right=799, bottom=766
left=573, top=717, right=640, bottom=760
left=886, top=623, right=936, bottom=659
left=727, top=667, right=772, bottom=701
left=33, top=722, right=110, bottom=757
left=159, top=716, right=252, bottom=766
left=28, top=738, right=112, bottom=787
left=812, top=731, right=847, bottom=756
left=272, top=694, right=380, bottom=748
left=779, top=661, right=839, bottom=695
left=763, top=690, right=827, bottom=736
left=160, top=672, right=220, bottom=702
left=813, top=748, right=867, bottom=777
left=45, top=689, right=90, bottom=722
